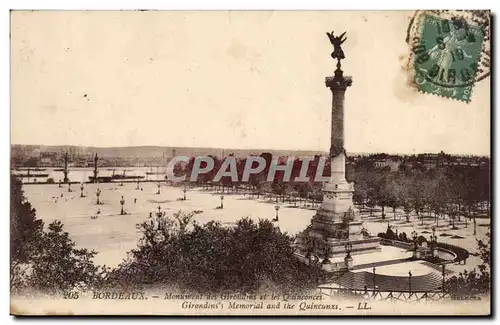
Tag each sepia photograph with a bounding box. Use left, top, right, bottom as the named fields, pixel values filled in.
left=9, top=10, right=491, bottom=316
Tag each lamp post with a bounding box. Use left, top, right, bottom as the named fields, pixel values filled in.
left=80, top=183, right=84, bottom=197
left=372, top=267, right=376, bottom=290
left=442, top=264, right=446, bottom=292
left=120, top=196, right=125, bottom=215
left=344, top=241, right=352, bottom=258
left=411, top=230, right=418, bottom=249
left=220, top=195, right=224, bottom=209
left=430, top=226, right=438, bottom=257
left=321, top=246, right=332, bottom=268
left=408, top=271, right=412, bottom=293
left=344, top=241, right=353, bottom=269
left=96, top=188, right=101, bottom=205
left=431, top=226, right=437, bottom=242
left=274, top=204, right=280, bottom=221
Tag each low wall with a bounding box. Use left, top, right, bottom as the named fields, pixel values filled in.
left=380, top=238, right=461, bottom=263
left=379, top=238, right=413, bottom=250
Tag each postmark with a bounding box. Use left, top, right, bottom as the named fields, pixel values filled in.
left=406, top=10, right=490, bottom=103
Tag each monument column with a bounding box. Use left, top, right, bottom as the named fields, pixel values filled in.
left=63, top=152, right=69, bottom=184
left=295, top=31, right=380, bottom=268
left=326, top=74, right=352, bottom=185
left=93, top=153, right=99, bottom=183
left=315, top=31, right=354, bottom=222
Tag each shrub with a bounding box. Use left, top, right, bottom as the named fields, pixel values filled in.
left=107, top=212, right=326, bottom=294
left=416, top=235, right=428, bottom=246
left=28, top=220, right=108, bottom=293
left=445, top=231, right=490, bottom=298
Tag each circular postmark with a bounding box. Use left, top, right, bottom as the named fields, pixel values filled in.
left=405, top=10, right=490, bottom=102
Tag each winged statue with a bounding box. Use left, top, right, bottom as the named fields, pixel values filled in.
left=326, top=31, right=347, bottom=60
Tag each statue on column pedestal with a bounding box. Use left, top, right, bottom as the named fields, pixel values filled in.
left=326, top=31, right=347, bottom=80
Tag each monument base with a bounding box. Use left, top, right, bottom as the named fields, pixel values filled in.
left=295, top=213, right=381, bottom=272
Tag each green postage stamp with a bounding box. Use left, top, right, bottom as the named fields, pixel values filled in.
left=409, top=11, right=489, bottom=103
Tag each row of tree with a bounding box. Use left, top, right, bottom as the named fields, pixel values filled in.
left=177, top=153, right=490, bottom=223
left=350, top=161, right=490, bottom=226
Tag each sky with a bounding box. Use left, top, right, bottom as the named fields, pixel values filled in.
left=10, top=11, right=490, bottom=155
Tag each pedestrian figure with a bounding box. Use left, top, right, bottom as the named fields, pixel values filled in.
left=134, top=198, right=137, bottom=204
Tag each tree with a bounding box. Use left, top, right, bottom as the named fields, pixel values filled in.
left=10, top=175, right=44, bottom=290
left=445, top=231, right=490, bottom=298
left=10, top=174, right=105, bottom=294
left=386, top=175, right=405, bottom=220
left=109, top=213, right=326, bottom=294
left=28, top=221, right=107, bottom=293
left=409, top=171, right=426, bottom=225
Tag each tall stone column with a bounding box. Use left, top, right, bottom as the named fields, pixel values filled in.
left=312, top=32, right=356, bottom=230
left=327, top=75, right=352, bottom=185
left=93, top=153, right=99, bottom=183
left=63, top=152, right=69, bottom=183
left=314, top=75, right=354, bottom=224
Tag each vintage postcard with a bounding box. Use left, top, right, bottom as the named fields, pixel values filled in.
left=10, top=10, right=491, bottom=316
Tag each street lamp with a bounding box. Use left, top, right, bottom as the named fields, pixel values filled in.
left=96, top=188, right=101, bottom=205
left=344, top=241, right=353, bottom=258
left=442, top=264, right=446, bottom=292
left=411, top=230, right=418, bottom=250
left=430, top=227, right=439, bottom=258
left=120, top=196, right=125, bottom=215
left=408, top=271, right=412, bottom=293
left=430, top=226, right=437, bottom=249
left=80, top=183, right=84, bottom=197
left=373, top=267, right=376, bottom=290
left=322, top=246, right=331, bottom=266
left=220, top=195, right=224, bottom=209
left=274, top=204, right=280, bottom=221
